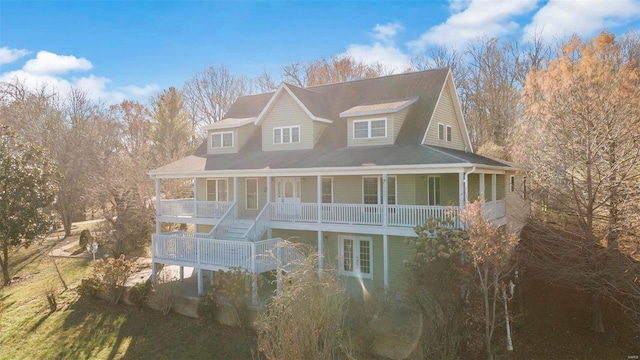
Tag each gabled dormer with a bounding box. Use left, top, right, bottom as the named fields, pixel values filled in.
left=204, top=117, right=257, bottom=154
left=340, top=97, right=418, bottom=147
left=422, top=70, right=473, bottom=152
left=255, top=84, right=333, bottom=152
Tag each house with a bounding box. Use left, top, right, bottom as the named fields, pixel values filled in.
left=148, top=68, right=529, bottom=302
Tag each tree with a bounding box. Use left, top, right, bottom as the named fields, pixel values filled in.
left=281, top=54, right=392, bottom=87
left=514, top=31, right=640, bottom=332
left=148, top=87, right=193, bottom=165
left=182, top=66, right=250, bottom=135
left=0, top=125, right=58, bottom=285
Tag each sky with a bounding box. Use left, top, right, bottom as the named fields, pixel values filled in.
left=1, top=0, right=639, bottom=104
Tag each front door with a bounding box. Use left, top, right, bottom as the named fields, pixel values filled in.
left=275, top=177, right=301, bottom=203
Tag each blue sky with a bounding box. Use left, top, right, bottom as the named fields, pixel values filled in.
left=1, top=1, right=639, bottom=103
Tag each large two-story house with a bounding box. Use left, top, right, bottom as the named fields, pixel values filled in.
left=148, top=68, right=528, bottom=301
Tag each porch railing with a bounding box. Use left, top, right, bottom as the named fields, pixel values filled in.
left=158, top=199, right=233, bottom=218
left=321, top=203, right=383, bottom=225
left=213, top=202, right=238, bottom=239
left=244, top=203, right=271, bottom=242
left=482, top=200, right=506, bottom=221
left=387, top=205, right=460, bottom=228
left=270, top=202, right=318, bottom=223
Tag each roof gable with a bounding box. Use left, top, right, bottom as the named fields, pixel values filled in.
left=254, top=84, right=333, bottom=125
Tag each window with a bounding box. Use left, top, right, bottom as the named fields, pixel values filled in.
left=246, top=178, right=258, bottom=210
left=353, top=118, right=386, bottom=139
left=510, top=175, right=515, bottom=193
left=362, top=176, right=396, bottom=205
left=427, top=176, right=441, bottom=205
left=339, top=235, right=372, bottom=279
left=438, top=123, right=452, bottom=142
left=207, top=179, right=228, bottom=201
left=211, top=132, right=233, bottom=148
left=273, top=126, right=300, bottom=144
left=322, top=177, right=333, bottom=203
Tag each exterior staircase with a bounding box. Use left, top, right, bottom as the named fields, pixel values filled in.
left=217, top=219, right=254, bottom=241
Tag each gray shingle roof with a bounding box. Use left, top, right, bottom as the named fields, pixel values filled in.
left=151, top=68, right=512, bottom=175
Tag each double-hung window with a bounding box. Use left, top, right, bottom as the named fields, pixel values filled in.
left=207, top=179, right=228, bottom=202
left=211, top=131, right=233, bottom=148
left=321, top=177, right=333, bottom=203
left=353, top=118, right=386, bottom=139
left=362, top=176, right=396, bottom=205
left=246, top=178, right=258, bottom=210
left=339, top=235, right=372, bottom=279
left=437, top=123, right=452, bottom=142
left=427, top=176, right=441, bottom=205
left=273, top=126, right=300, bottom=144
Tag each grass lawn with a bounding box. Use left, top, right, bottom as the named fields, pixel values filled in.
left=0, top=231, right=257, bottom=360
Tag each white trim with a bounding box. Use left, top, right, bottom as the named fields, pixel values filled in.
left=339, top=97, right=418, bottom=118
left=321, top=177, right=333, bottom=204
left=353, top=118, right=387, bottom=139
left=509, top=175, right=515, bottom=193
left=426, top=175, right=441, bottom=206
left=437, top=123, right=445, bottom=141
left=210, top=131, right=234, bottom=148
left=206, top=178, right=229, bottom=202
left=245, top=178, right=259, bottom=210
left=362, top=175, right=397, bottom=205
left=202, top=117, right=256, bottom=130
left=446, top=125, right=452, bottom=142
left=273, top=125, right=300, bottom=144
left=254, top=84, right=333, bottom=125
left=338, top=235, right=373, bottom=279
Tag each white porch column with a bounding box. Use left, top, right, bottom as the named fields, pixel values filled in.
left=197, top=269, right=203, bottom=295
left=179, top=266, right=184, bottom=282
left=317, top=175, right=322, bottom=223
left=479, top=173, right=486, bottom=201
left=383, top=234, right=389, bottom=290
left=318, top=231, right=324, bottom=274
left=193, top=177, right=198, bottom=218
left=382, top=174, right=388, bottom=226
left=458, top=172, right=465, bottom=207
left=233, top=176, right=238, bottom=202
left=267, top=175, right=272, bottom=204
left=155, top=178, right=161, bottom=234
left=151, top=262, right=157, bottom=284
left=491, top=174, right=497, bottom=203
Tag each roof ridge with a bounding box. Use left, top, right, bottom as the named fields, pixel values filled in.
left=304, top=67, right=450, bottom=90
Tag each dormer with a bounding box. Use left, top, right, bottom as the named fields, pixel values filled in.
left=255, top=84, right=332, bottom=152
left=341, top=97, right=417, bottom=147
left=203, top=117, right=257, bottom=154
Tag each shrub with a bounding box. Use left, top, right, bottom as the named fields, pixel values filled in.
left=198, top=290, right=220, bottom=323
left=129, top=281, right=152, bottom=309
left=44, top=284, right=58, bottom=313
left=78, top=277, right=100, bottom=299
left=93, top=255, right=135, bottom=304
left=149, top=270, right=181, bottom=315
left=79, top=229, right=94, bottom=248
left=257, top=245, right=352, bottom=359
left=213, top=267, right=256, bottom=328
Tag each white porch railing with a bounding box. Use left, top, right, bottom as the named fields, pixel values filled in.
left=152, top=233, right=300, bottom=273
left=213, top=202, right=238, bottom=239
left=321, top=203, right=383, bottom=225
left=158, top=199, right=233, bottom=218
left=483, top=200, right=506, bottom=221
left=244, top=203, right=271, bottom=241
left=270, top=202, right=318, bottom=223
left=387, top=205, right=460, bottom=228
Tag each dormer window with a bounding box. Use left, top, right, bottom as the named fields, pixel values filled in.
left=211, top=131, right=233, bottom=148
left=438, top=123, right=452, bottom=142
left=274, top=126, right=300, bottom=144
left=353, top=118, right=386, bottom=139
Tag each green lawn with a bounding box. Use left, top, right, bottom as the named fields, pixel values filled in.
left=0, top=234, right=257, bottom=360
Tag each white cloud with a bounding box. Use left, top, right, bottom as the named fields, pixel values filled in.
left=407, top=0, right=539, bottom=52
left=523, top=0, right=640, bottom=41
left=23, top=51, right=93, bottom=75
left=1, top=50, right=158, bottom=104
left=342, top=22, right=411, bottom=73
left=0, top=47, right=30, bottom=64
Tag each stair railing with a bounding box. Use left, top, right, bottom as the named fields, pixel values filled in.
left=243, top=203, right=271, bottom=242
left=213, top=202, right=238, bottom=239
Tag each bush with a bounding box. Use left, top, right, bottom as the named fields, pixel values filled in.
left=257, top=245, right=352, bottom=359
left=129, top=281, right=152, bottom=309
left=93, top=255, right=135, bottom=304
left=149, top=270, right=181, bottom=315
left=213, top=267, right=256, bottom=328
left=198, top=290, right=220, bottom=323
left=78, top=277, right=100, bottom=299
left=79, top=229, right=94, bottom=248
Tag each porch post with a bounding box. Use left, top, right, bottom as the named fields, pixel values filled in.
left=318, top=231, right=324, bottom=274
left=317, top=175, right=322, bottom=223
left=197, top=269, right=203, bottom=295
left=383, top=235, right=389, bottom=290
left=155, top=178, right=161, bottom=234
left=267, top=175, right=272, bottom=204
left=151, top=262, right=157, bottom=284
left=491, top=174, right=497, bottom=203
left=179, top=266, right=184, bottom=282
left=233, top=176, right=238, bottom=203
left=479, top=173, right=485, bottom=201
left=458, top=172, right=464, bottom=207
left=193, top=177, right=198, bottom=218
left=382, top=174, right=388, bottom=226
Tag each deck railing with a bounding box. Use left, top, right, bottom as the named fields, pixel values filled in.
left=244, top=203, right=271, bottom=241
left=270, top=202, right=318, bottom=223
left=321, top=203, right=383, bottom=225
left=387, top=205, right=460, bottom=228
left=151, top=233, right=296, bottom=273
left=213, top=202, right=238, bottom=239
left=158, top=199, right=232, bottom=218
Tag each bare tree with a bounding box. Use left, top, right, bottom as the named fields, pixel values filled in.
left=514, top=31, right=640, bottom=332
left=182, top=66, right=250, bottom=136
left=281, top=54, right=392, bottom=87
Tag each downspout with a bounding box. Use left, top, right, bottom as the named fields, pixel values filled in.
left=463, top=166, right=477, bottom=206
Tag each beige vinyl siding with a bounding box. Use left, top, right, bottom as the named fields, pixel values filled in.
left=423, top=82, right=466, bottom=150
left=387, top=235, right=414, bottom=286
left=468, top=173, right=481, bottom=201
left=262, top=91, right=314, bottom=151
left=207, top=129, right=237, bottom=154
left=496, top=174, right=505, bottom=200
left=332, top=176, right=362, bottom=203
left=313, top=122, right=328, bottom=147
left=391, top=105, right=411, bottom=143
left=396, top=175, right=416, bottom=205
left=196, top=178, right=207, bottom=201
left=415, top=177, right=428, bottom=205
left=347, top=116, right=393, bottom=147
left=196, top=224, right=214, bottom=234
left=237, top=124, right=257, bottom=151
left=484, top=174, right=493, bottom=200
